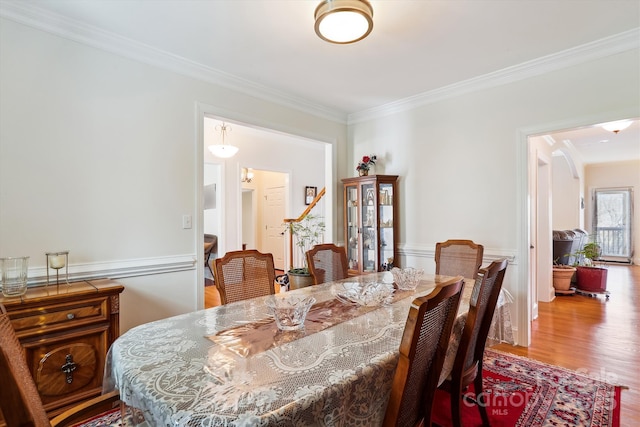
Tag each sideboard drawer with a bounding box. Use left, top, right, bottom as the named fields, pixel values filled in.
left=10, top=297, right=109, bottom=337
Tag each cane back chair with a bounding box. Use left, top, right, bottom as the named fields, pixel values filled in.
left=438, top=258, right=509, bottom=427
left=435, top=239, right=484, bottom=280
left=383, top=276, right=465, bottom=427
left=306, top=243, right=349, bottom=285
left=213, top=249, right=276, bottom=304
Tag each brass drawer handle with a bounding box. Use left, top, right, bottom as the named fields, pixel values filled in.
left=66, top=313, right=75, bottom=320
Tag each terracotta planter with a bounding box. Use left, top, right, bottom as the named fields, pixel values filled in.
left=552, top=266, right=576, bottom=292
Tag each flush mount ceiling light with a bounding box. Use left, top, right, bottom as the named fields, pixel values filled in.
left=314, top=0, right=373, bottom=44
left=208, top=122, right=239, bottom=158
left=600, top=120, right=632, bottom=134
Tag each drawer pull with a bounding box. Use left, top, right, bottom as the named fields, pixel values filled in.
left=67, top=313, right=75, bottom=320
left=61, top=354, right=77, bottom=384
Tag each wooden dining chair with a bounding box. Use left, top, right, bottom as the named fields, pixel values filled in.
left=438, top=258, right=509, bottom=427
left=383, top=276, right=465, bottom=427
left=435, top=239, right=484, bottom=280
left=0, top=304, right=127, bottom=427
left=306, top=243, right=349, bottom=285
left=213, top=249, right=276, bottom=304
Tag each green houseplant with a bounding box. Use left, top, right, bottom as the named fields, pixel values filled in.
left=285, top=214, right=325, bottom=289
left=571, top=240, right=608, bottom=296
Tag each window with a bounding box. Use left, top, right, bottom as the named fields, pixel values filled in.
left=593, top=188, right=633, bottom=262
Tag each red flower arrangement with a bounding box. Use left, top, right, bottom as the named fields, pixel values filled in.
left=356, top=154, right=377, bottom=171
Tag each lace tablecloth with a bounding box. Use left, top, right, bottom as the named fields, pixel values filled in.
left=105, top=273, right=511, bottom=426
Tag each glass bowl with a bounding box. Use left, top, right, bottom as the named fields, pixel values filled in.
left=265, top=295, right=316, bottom=331
left=332, top=281, right=394, bottom=306
left=390, top=267, right=424, bottom=290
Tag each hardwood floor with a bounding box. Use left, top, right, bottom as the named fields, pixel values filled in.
left=493, top=264, right=639, bottom=425
left=205, top=265, right=639, bottom=423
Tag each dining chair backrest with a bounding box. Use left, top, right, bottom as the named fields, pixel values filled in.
left=306, top=243, right=349, bottom=285
left=0, top=304, right=51, bottom=427
left=383, top=276, right=465, bottom=427
left=439, top=258, right=509, bottom=427
left=434, top=239, right=484, bottom=280
left=213, top=250, right=276, bottom=304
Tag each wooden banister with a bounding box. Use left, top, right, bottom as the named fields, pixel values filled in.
left=283, top=187, right=326, bottom=268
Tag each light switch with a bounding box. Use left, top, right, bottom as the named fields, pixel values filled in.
left=182, top=215, right=192, bottom=229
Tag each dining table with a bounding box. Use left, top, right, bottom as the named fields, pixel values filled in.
left=105, top=272, right=512, bottom=427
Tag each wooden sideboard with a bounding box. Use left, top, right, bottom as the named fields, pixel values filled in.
left=0, top=279, right=124, bottom=421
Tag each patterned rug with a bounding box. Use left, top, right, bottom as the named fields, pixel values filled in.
left=432, top=349, right=623, bottom=427
left=75, top=349, right=623, bottom=426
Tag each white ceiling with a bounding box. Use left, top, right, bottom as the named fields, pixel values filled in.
left=3, top=0, right=639, bottom=163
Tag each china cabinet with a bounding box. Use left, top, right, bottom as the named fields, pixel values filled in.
left=0, top=279, right=124, bottom=422
left=342, top=174, right=399, bottom=275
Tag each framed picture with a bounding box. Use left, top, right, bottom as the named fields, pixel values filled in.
left=305, top=186, right=317, bottom=205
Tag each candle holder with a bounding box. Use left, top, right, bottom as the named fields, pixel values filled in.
left=46, top=251, right=70, bottom=288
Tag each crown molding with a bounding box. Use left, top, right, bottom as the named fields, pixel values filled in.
left=348, top=28, right=640, bottom=124
left=2, top=2, right=637, bottom=127
left=0, top=1, right=348, bottom=124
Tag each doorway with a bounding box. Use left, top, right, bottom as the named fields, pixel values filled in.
left=522, top=114, right=638, bottom=346
left=241, top=169, right=288, bottom=270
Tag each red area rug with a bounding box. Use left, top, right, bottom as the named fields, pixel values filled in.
left=432, top=349, right=623, bottom=427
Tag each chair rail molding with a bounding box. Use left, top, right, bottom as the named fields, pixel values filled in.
left=25, top=254, right=196, bottom=286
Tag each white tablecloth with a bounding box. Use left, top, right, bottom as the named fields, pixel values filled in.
left=105, top=273, right=511, bottom=426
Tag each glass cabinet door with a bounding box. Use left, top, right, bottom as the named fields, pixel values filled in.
left=345, top=184, right=360, bottom=272
left=378, top=182, right=394, bottom=270
left=360, top=181, right=377, bottom=272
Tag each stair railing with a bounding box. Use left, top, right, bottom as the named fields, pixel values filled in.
left=283, top=187, right=326, bottom=270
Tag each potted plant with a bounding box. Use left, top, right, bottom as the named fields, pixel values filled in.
left=573, top=241, right=608, bottom=295
left=552, top=259, right=576, bottom=295
left=356, top=154, right=377, bottom=176
left=285, top=213, right=326, bottom=289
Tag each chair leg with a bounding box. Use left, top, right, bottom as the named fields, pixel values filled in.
left=450, top=380, right=464, bottom=427
left=474, top=371, right=490, bottom=426
left=206, top=255, right=214, bottom=278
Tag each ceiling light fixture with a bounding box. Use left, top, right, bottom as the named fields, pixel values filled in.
left=600, top=120, right=632, bottom=134
left=314, top=0, right=373, bottom=44
left=208, top=123, right=239, bottom=158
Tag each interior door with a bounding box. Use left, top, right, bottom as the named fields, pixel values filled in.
left=264, top=186, right=285, bottom=270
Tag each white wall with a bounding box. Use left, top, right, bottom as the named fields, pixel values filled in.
left=585, top=160, right=640, bottom=265
left=349, top=48, right=640, bottom=345
left=552, top=156, right=583, bottom=230
left=0, top=18, right=346, bottom=333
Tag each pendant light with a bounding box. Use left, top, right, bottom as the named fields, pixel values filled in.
left=208, top=123, right=239, bottom=158
left=600, top=120, right=632, bottom=134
